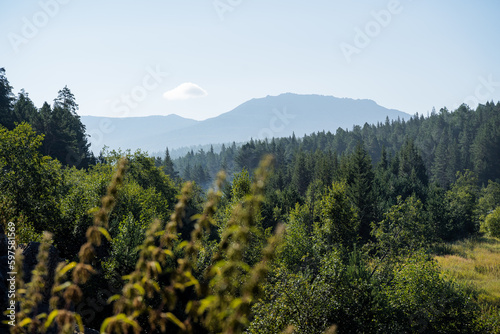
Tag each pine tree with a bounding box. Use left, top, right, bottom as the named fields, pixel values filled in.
left=44, top=86, right=92, bottom=167
left=432, top=129, right=449, bottom=188
left=397, top=139, right=428, bottom=200
left=343, top=141, right=375, bottom=241
left=0, top=68, right=15, bottom=129
left=183, top=162, right=192, bottom=180
left=13, top=91, right=40, bottom=130
left=162, top=147, right=178, bottom=178
left=291, top=150, right=311, bottom=196
left=472, top=113, right=500, bottom=184
left=54, top=85, right=79, bottom=114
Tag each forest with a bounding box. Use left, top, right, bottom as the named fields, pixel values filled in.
left=1, top=66, right=500, bottom=333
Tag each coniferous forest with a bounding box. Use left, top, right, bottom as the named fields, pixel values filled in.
left=2, top=65, right=500, bottom=334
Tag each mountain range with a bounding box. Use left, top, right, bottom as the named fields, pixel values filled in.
left=81, top=93, right=411, bottom=155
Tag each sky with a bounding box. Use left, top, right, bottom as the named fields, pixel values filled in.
left=1, top=0, right=500, bottom=121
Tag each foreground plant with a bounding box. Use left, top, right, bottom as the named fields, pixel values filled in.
left=101, top=155, right=284, bottom=334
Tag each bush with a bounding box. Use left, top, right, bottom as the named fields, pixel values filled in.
left=485, top=206, right=500, bottom=238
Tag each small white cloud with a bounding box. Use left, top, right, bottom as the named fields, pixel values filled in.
left=163, top=82, right=208, bottom=100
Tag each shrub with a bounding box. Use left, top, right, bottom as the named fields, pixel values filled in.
left=485, top=206, right=500, bottom=238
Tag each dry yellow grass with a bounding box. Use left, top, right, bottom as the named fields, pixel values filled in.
left=434, top=236, right=500, bottom=332
left=435, top=236, right=500, bottom=301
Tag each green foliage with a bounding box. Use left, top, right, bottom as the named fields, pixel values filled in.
left=485, top=206, right=500, bottom=238
left=216, top=168, right=266, bottom=266
left=231, top=168, right=251, bottom=200
left=8, top=151, right=496, bottom=333
left=446, top=170, right=480, bottom=238
left=395, top=139, right=428, bottom=200
left=4, top=68, right=500, bottom=332
left=162, top=147, right=178, bottom=179
left=314, top=182, right=358, bottom=251
left=373, top=195, right=428, bottom=253
left=434, top=236, right=500, bottom=333
left=0, top=70, right=93, bottom=167
left=292, top=150, right=312, bottom=196
left=0, top=68, right=15, bottom=130
left=384, top=251, right=481, bottom=333
left=425, top=182, right=452, bottom=241
left=102, top=214, right=147, bottom=283
left=341, top=142, right=374, bottom=241
left=0, top=123, right=63, bottom=241
left=56, top=150, right=178, bottom=261
left=472, top=104, right=500, bottom=184
left=478, top=181, right=500, bottom=223
left=248, top=267, right=338, bottom=334
left=252, top=249, right=379, bottom=334
left=278, top=203, right=314, bottom=271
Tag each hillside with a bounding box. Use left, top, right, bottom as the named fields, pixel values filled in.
left=81, top=114, right=199, bottom=154
left=82, top=93, right=410, bottom=154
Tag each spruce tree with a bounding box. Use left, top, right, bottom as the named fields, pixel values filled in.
left=0, top=68, right=15, bottom=129
left=162, top=147, right=178, bottom=178
left=343, top=141, right=375, bottom=241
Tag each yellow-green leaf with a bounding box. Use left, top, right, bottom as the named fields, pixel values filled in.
left=230, top=297, right=243, bottom=309
left=97, top=227, right=112, bottom=241
left=150, top=280, right=161, bottom=292
left=107, top=294, right=121, bottom=304
left=53, top=281, right=71, bottom=293
left=210, top=260, right=226, bottom=275
left=191, top=213, right=202, bottom=221
left=18, top=318, right=32, bottom=327
left=176, top=240, right=189, bottom=251
left=121, top=316, right=140, bottom=329
left=152, top=261, right=162, bottom=274
left=59, top=262, right=77, bottom=277
left=163, top=249, right=174, bottom=258
left=100, top=316, right=112, bottom=333
left=183, top=271, right=199, bottom=288
left=154, top=230, right=165, bottom=237
left=72, top=313, right=84, bottom=333
left=165, top=312, right=186, bottom=330
left=185, top=301, right=193, bottom=313
left=133, top=283, right=145, bottom=295
left=35, top=313, right=47, bottom=320
left=45, top=310, right=59, bottom=329
left=198, top=296, right=216, bottom=314
left=87, top=207, right=99, bottom=215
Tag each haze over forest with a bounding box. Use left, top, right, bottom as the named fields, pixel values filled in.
left=1, top=1, right=500, bottom=333
left=81, top=93, right=411, bottom=155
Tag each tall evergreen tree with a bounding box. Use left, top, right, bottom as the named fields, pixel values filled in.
left=54, top=85, right=79, bottom=114
left=343, top=141, right=375, bottom=241
left=13, top=91, right=39, bottom=129
left=162, top=147, right=178, bottom=178
left=291, top=150, right=311, bottom=196
left=397, top=139, right=428, bottom=200
left=472, top=112, right=500, bottom=184
left=44, top=86, right=92, bottom=167
left=0, top=68, right=15, bottom=129
left=432, top=128, right=449, bottom=188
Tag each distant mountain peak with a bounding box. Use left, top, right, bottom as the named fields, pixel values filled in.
left=82, top=94, right=410, bottom=154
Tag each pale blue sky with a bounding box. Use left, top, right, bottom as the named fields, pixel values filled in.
left=1, top=0, right=499, bottom=120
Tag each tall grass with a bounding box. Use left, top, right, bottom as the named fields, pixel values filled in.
left=434, top=236, right=500, bottom=332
